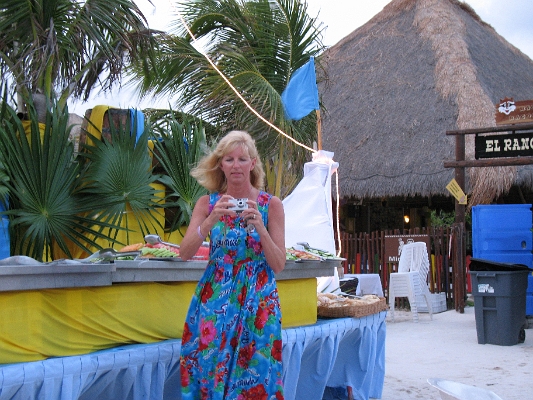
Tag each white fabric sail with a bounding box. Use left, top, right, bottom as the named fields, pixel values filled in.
left=283, top=150, right=340, bottom=293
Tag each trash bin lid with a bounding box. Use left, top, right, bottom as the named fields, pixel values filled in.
left=469, top=257, right=533, bottom=272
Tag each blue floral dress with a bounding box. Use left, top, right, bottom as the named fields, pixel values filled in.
left=180, top=191, right=284, bottom=400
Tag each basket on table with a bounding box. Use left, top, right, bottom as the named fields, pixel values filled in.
left=317, top=293, right=388, bottom=319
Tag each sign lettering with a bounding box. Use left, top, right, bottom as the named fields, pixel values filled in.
left=475, top=132, right=533, bottom=159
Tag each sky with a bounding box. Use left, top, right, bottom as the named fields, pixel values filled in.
left=68, top=0, right=533, bottom=115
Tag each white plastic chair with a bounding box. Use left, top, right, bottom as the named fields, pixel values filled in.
left=388, top=242, right=433, bottom=322
left=427, top=378, right=504, bottom=400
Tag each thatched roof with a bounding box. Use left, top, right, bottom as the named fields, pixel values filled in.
left=318, top=0, right=533, bottom=204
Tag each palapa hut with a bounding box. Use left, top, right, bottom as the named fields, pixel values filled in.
left=318, top=0, right=533, bottom=232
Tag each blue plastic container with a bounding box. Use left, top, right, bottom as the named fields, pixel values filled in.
left=0, top=217, right=8, bottom=259
left=472, top=204, right=533, bottom=315
left=0, top=199, right=9, bottom=259
left=472, top=204, right=533, bottom=266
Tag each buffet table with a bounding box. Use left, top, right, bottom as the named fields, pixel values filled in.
left=0, top=258, right=386, bottom=399
left=0, top=313, right=386, bottom=400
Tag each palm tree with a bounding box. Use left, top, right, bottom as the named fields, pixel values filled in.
left=0, top=0, right=160, bottom=113
left=131, top=0, right=325, bottom=196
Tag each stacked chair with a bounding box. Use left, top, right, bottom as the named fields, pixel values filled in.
left=388, top=241, right=433, bottom=322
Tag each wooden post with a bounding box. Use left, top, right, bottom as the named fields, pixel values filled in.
left=316, top=109, right=322, bottom=150
left=454, top=134, right=466, bottom=313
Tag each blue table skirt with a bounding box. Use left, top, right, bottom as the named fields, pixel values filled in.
left=0, top=312, right=386, bottom=400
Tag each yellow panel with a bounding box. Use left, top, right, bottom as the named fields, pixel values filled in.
left=278, top=278, right=317, bottom=328
left=0, top=282, right=196, bottom=364
left=0, top=278, right=317, bottom=364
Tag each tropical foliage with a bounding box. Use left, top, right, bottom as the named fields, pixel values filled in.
left=79, top=112, right=164, bottom=246
left=0, top=0, right=159, bottom=108
left=131, top=0, right=325, bottom=195
left=150, top=113, right=210, bottom=232
left=0, top=97, right=103, bottom=260
left=0, top=95, right=169, bottom=260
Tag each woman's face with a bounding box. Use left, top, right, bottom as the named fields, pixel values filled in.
left=219, top=144, right=256, bottom=185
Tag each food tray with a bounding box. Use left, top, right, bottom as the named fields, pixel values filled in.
left=317, top=296, right=388, bottom=319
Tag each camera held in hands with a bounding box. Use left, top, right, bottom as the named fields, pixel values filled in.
left=229, top=198, right=248, bottom=213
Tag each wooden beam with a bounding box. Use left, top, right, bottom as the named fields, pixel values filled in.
left=444, top=156, right=533, bottom=168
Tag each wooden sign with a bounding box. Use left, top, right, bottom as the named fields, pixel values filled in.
left=475, top=131, right=533, bottom=159
left=384, top=235, right=430, bottom=263
left=495, top=97, right=533, bottom=125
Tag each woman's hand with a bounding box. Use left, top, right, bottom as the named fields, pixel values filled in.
left=241, top=199, right=266, bottom=233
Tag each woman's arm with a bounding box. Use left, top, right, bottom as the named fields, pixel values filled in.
left=179, top=194, right=238, bottom=260
left=248, top=196, right=286, bottom=273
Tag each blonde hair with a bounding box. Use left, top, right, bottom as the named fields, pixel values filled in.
left=191, top=130, right=265, bottom=192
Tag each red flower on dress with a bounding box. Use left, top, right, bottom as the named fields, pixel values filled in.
left=237, top=340, right=256, bottom=369
left=234, top=257, right=252, bottom=275
left=215, top=362, right=227, bottom=385
left=238, top=384, right=268, bottom=400
left=230, top=335, right=239, bottom=350
left=182, top=322, right=192, bottom=344
left=215, top=266, right=224, bottom=282
left=179, top=359, right=190, bottom=387
left=238, top=285, right=247, bottom=305
left=219, top=330, right=227, bottom=351
left=275, top=390, right=284, bottom=400
left=199, top=319, right=216, bottom=351
left=254, top=302, right=270, bottom=330
left=256, top=269, right=268, bottom=291
left=271, top=339, right=283, bottom=362
left=200, top=282, right=214, bottom=303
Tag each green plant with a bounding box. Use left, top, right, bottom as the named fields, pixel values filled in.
left=430, top=209, right=471, bottom=229
left=0, top=96, right=125, bottom=260
left=0, top=0, right=158, bottom=109
left=151, top=113, right=208, bottom=233
left=430, top=210, right=456, bottom=228
left=79, top=113, right=164, bottom=245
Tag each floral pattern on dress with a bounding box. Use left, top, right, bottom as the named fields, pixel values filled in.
left=180, top=191, right=284, bottom=400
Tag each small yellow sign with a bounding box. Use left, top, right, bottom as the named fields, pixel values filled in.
left=446, top=179, right=467, bottom=205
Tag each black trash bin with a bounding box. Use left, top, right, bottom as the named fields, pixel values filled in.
left=469, top=258, right=531, bottom=346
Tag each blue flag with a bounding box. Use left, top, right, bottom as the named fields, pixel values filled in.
left=281, top=57, right=319, bottom=121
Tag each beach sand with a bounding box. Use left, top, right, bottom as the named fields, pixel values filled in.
left=379, top=305, right=533, bottom=400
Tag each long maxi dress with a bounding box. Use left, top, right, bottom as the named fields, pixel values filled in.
left=180, top=191, right=284, bottom=400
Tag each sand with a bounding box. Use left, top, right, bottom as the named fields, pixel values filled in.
left=379, top=305, right=533, bottom=400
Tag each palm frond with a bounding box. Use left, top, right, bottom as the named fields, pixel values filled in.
left=129, top=0, right=325, bottom=177
left=151, top=113, right=209, bottom=232
left=0, top=96, right=128, bottom=260
left=79, top=113, right=163, bottom=245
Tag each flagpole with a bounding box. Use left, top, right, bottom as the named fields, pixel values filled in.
left=316, top=109, right=322, bottom=150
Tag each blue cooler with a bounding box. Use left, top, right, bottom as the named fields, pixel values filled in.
left=472, top=204, right=533, bottom=315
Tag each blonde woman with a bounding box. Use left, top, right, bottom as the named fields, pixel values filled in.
left=179, top=130, right=285, bottom=399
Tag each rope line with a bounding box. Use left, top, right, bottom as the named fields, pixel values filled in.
left=167, top=1, right=343, bottom=255
left=172, top=4, right=316, bottom=153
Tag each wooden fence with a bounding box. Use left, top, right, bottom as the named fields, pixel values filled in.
left=338, top=225, right=469, bottom=311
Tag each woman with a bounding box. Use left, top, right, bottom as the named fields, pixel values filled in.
left=179, top=130, right=285, bottom=399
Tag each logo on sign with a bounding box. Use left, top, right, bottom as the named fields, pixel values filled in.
left=498, top=98, right=516, bottom=115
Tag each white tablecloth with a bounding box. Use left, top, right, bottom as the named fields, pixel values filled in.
left=341, top=274, right=384, bottom=296
left=0, top=313, right=386, bottom=400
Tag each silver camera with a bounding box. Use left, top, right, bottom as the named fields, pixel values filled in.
left=229, top=198, right=248, bottom=213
